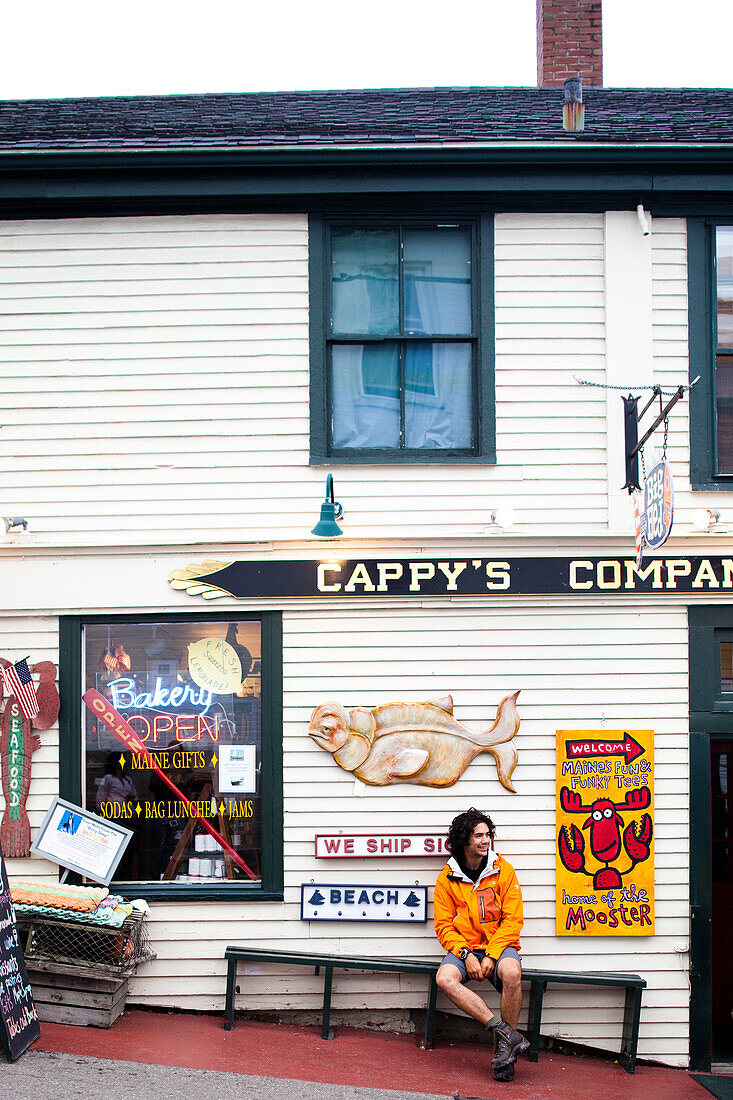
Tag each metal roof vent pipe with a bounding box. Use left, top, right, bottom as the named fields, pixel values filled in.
left=563, top=76, right=585, bottom=132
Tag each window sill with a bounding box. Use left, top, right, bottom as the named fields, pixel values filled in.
left=310, top=453, right=497, bottom=466
left=691, top=478, right=733, bottom=490
left=108, top=882, right=283, bottom=902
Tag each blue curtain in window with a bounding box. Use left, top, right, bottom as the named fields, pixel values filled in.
left=331, top=228, right=472, bottom=450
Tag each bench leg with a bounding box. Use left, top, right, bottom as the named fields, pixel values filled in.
left=224, top=958, right=237, bottom=1031
left=526, top=980, right=546, bottom=1063
left=420, top=974, right=438, bottom=1050
left=620, top=986, right=642, bottom=1074
left=321, top=965, right=334, bottom=1040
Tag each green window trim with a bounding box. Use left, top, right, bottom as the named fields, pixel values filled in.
left=309, top=212, right=495, bottom=465
left=59, top=612, right=283, bottom=902
left=688, top=217, right=733, bottom=488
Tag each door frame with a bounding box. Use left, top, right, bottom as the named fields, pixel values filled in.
left=688, top=606, right=733, bottom=1071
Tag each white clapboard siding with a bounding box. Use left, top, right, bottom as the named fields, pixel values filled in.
left=1, top=210, right=711, bottom=544
left=494, top=214, right=606, bottom=529
left=35, top=596, right=684, bottom=1065
left=649, top=219, right=718, bottom=534
left=0, top=210, right=643, bottom=544
left=651, top=219, right=690, bottom=480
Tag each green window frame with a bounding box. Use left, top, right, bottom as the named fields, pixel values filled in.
left=688, top=218, right=733, bottom=487
left=59, top=611, right=283, bottom=902
left=309, top=213, right=495, bottom=464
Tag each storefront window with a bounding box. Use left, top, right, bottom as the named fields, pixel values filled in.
left=77, top=616, right=278, bottom=892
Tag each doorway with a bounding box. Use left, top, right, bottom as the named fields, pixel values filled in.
left=688, top=607, right=733, bottom=1071
left=711, top=741, right=733, bottom=1063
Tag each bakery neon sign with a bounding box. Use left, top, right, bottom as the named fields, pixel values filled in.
left=109, top=677, right=213, bottom=714
left=108, top=677, right=219, bottom=743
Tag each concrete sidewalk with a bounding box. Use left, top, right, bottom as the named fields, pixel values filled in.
left=15, top=1008, right=727, bottom=1100
left=4, top=1051, right=451, bottom=1100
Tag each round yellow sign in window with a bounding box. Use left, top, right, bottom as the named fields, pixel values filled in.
left=187, top=637, right=242, bottom=695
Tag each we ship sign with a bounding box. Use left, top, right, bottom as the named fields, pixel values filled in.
left=315, top=833, right=448, bottom=859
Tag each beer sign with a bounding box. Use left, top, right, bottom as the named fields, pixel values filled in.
left=641, top=458, right=674, bottom=551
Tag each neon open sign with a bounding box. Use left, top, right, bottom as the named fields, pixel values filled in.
left=126, top=712, right=220, bottom=744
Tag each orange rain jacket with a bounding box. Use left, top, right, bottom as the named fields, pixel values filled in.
left=433, top=852, right=523, bottom=960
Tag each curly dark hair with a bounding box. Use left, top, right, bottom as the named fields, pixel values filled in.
left=446, top=807, right=495, bottom=856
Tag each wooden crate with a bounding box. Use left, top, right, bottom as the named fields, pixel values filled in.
left=15, top=910, right=152, bottom=973
left=25, top=958, right=128, bottom=1028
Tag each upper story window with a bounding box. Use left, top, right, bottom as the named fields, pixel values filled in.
left=715, top=227, right=733, bottom=473
left=688, top=219, right=733, bottom=487
left=309, top=215, right=495, bottom=464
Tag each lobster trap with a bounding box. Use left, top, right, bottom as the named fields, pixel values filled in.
left=14, top=907, right=154, bottom=975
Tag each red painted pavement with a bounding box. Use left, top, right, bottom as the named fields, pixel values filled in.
left=32, top=1009, right=719, bottom=1099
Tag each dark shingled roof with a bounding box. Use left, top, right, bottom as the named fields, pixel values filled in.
left=1, top=86, right=733, bottom=152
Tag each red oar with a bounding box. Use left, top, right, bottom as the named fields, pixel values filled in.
left=83, top=688, right=257, bottom=880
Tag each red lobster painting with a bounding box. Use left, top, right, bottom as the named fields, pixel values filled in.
left=558, top=786, right=652, bottom=890
left=0, top=659, right=60, bottom=857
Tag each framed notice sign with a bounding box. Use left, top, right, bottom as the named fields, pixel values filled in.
left=556, top=730, right=654, bottom=936
left=30, top=798, right=133, bottom=886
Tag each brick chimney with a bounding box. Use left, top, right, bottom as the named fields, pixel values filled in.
left=537, top=0, right=603, bottom=87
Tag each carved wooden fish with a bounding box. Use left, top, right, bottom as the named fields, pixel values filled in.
left=308, top=691, right=520, bottom=791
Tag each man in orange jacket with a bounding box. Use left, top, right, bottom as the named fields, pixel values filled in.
left=434, top=807, right=528, bottom=1083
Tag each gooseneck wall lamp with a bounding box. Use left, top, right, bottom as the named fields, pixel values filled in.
left=3, top=517, right=28, bottom=533
left=692, top=508, right=723, bottom=532
left=311, top=474, right=343, bottom=538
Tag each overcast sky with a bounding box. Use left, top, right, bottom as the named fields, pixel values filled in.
left=2, top=0, right=731, bottom=100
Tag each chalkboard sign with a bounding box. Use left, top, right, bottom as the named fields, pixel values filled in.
left=0, top=841, right=39, bottom=1061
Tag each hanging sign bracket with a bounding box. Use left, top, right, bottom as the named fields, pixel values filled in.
left=623, top=385, right=685, bottom=493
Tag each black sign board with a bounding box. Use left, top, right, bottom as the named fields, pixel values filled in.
left=0, top=842, right=39, bottom=1061
left=171, top=555, right=733, bottom=601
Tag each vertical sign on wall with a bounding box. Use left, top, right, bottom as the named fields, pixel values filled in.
left=556, top=729, right=655, bottom=936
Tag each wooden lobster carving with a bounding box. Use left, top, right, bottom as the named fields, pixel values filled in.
left=0, top=659, right=60, bottom=857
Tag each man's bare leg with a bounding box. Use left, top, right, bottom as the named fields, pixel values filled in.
left=435, top=963, right=498, bottom=1025
left=496, top=957, right=523, bottom=1029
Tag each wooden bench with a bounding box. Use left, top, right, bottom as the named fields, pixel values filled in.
left=522, top=968, right=646, bottom=1075
left=224, top=949, right=645, bottom=1073
left=223, top=946, right=440, bottom=1048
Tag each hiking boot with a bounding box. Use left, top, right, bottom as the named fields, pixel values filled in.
left=491, top=1021, right=529, bottom=1075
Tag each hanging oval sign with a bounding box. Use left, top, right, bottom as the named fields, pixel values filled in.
left=641, top=457, right=674, bottom=550
left=187, top=638, right=242, bottom=695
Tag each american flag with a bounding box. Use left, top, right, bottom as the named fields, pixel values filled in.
left=1, top=658, right=39, bottom=720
